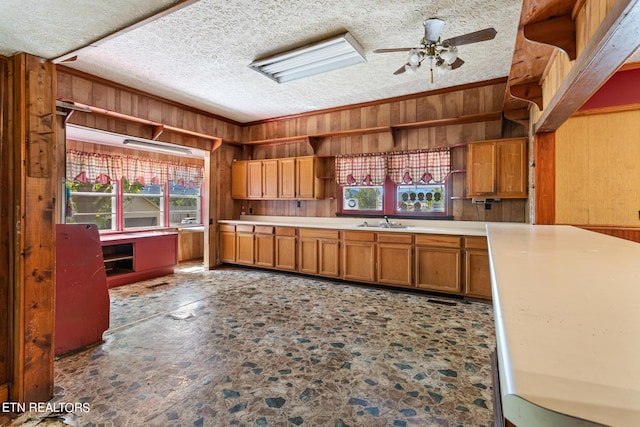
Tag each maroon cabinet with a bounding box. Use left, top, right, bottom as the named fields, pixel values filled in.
left=101, top=231, right=178, bottom=288
left=56, top=224, right=110, bottom=356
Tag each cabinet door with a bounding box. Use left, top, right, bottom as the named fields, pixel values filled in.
left=467, top=142, right=496, bottom=196
left=415, top=247, right=461, bottom=293
left=231, top=161, right=247, bottom=199
left=298, top=237, right=318, bottom=274
left=496, top=138, right=527, bottom=198
left=220, top=231, right=236, bottom=263
left=465, top=249, right=491, bottom=299
left=247, top=161, right=263, bottom=199
left=377, top=243, right=412, bottom=287
left=279, top=158, right=296, bottom=199
left=296, top=156, right=317, bottom=199
left=262, top=159, right=279, bottom=199
left=275, top=235, right=297, bottom=271
left=319, top=239, right=340, bottom=277
left=235, top=232, right=254, bottom=265
left=255, top=233, right=274, bottom=267
left=342, top=240, right=375, bottom=282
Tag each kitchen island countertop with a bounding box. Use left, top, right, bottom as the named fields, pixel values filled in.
left=487, top=223, right=640, bottom=427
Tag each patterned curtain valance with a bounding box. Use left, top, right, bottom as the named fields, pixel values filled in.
left=336, top=153, right=387, bottom=185
left=66, top=150, right=204, bottom=188
left=387, top=148, right=451, bottom=184
left=335, top=148, right=451, bottom=185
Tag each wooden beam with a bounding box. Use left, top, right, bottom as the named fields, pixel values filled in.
left=52, top=0, right=199, bottom=63
left=524, top=14, right=577, bottom=60
left=535, top=0, right=640, bottom=133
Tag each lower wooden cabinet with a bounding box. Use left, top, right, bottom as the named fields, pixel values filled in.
left=414, top=235, right=462, bottom=293
left=318, top=239, right=340, bottom=277
left=342, top=231, right=375, bottom=282
left=235, top=225, right=254, bottom=265
left=275, top=227, right=296, bottom=271
left=464, top=236, right=492, bottom=298
left=254, top=226, right=274, bottom=268
left=220, top=223, right=491, bottom=300
left=219, top=225, right=236, bottom=263
left=376, top=233, right=413, bottom=287
left=298, top=228, right=340, bottom=277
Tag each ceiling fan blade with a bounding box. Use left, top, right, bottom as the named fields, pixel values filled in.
left=393, top=64, right=409, bottom=75
left=450, top=57, right=465, bottom=69
left=442, top=28, right=497, bottom=47
left=424, top=18, right=445, bottom=43
left=374, top=48, right=413, bottom=53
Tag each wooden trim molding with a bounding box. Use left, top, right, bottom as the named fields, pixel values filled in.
left=578, top=226, right=640, bottom=244
left=534, top=132, right=556, bottom=224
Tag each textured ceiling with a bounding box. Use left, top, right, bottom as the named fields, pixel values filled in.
left=0, top=0, right=524, bottom=122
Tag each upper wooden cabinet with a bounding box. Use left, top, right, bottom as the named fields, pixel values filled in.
left=232, top=156, right=323, bottom=200
left=467, top=138, right=527, bottom=198
left=278, top=158, right=296, bottom=198
left=296, top=156, right=322, bottom=199
left=262, top=159, right=279, bottom=199
left=247, top=161, right=263, bottom=199
left=231, top=161, right=248, bottom=199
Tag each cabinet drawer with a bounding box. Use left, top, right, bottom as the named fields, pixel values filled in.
left=465, top=236, right=488, bottom=250
left=220, top=224, right=235, bottom=233
left=299, top=228, right=339, bottom=239
left=343, top=231, right=375, bottom=242
left=415, top=234, right=461, bottom=248
left=276, top=227, right=296, bottom=236
left=377, top=233, right=413, bottom=244
left=236, top=224, right=254, bottom=233
left=254, top=226, right=274, bottom=234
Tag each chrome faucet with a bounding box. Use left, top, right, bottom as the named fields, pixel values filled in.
left=384, top=215, right=390, bottom=225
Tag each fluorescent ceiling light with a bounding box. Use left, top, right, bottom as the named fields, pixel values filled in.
left=249, top=32, right=366, bottom=83
left=123, top=139, right=192, bottom=155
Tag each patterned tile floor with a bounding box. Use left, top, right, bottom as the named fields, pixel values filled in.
left=7, top=263, right=496, bottom=427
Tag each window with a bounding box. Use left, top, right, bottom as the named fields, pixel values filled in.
left=169, top=180, right=201, bottom=226
left=66, top=181, right=117, bottom=231
left=65, top=149, right=204, bottom=231
left=123, top=179, right=164, bottom=230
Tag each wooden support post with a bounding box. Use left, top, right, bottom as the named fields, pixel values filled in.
left=534, top=132, right=556, bottom=225
left=9, top=53, right=57, bottom=404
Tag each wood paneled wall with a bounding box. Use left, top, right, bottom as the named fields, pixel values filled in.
left=56, top=67, right=242, bottom=150
left=239, top=80, right=526, bottom=222
left=556, top=110, right=640, bottom=226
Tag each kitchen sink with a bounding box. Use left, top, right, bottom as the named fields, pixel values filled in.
left=355, top=222, right=411, bottom=229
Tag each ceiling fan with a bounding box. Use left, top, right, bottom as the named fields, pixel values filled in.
left=374, top=18, right=497, bottom=83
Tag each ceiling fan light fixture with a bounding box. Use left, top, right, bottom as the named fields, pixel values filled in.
left=408, top=48, right=423, bottom=65
left=439, top=45, right=458, bottom=65
left=249, top=32, right=366, bottom=83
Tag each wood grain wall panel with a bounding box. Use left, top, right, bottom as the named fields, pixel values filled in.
left=57, top=68, right=242, bottom=146
left=556, top=110, right=640, bottom=226
left=580, top=226, right=640, bottom=244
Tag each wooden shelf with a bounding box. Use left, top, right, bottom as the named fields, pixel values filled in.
left=240, top=112, right=503, bottom=153
left=103, top=254, right=134, bottom=263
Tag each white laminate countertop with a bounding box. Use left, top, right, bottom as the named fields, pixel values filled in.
left=219, top=215, right=488, bottom=236
left=487, top=223, right=640, bottom=427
